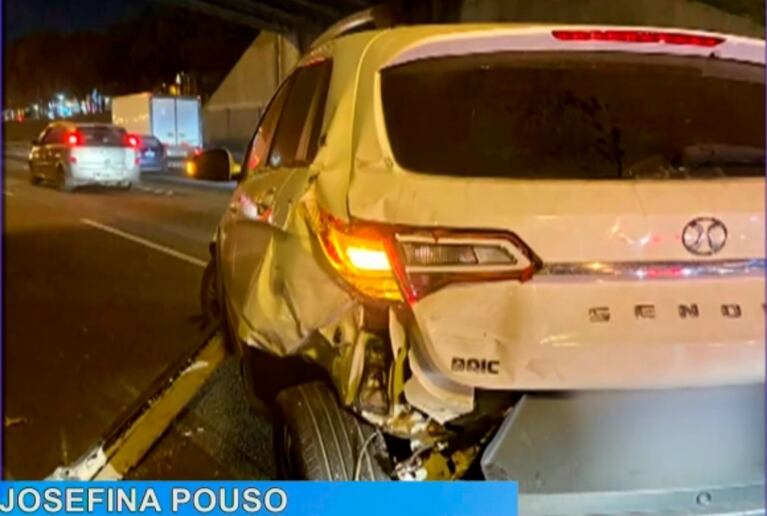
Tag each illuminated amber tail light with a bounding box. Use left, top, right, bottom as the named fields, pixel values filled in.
left=305, top=202, right=540, bottom=304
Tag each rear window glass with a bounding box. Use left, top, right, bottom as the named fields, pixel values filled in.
left=78, top=126, right=126, bottom=147
left=381, top=52, right=765, bottom=179
left=142, top=136, right=161, bottom=146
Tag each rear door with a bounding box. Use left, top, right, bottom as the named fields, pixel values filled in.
left=41, top=126, right=67, bottom=177
left=218, top=60, right=332, bottom=339
left=31, top=127, right=56, bottom=175
left=175, top=98, right=201, bottom=150
left=151, top=97, right=177, bottom=147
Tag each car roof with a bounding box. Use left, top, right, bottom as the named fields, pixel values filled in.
left=76, top=123, right=123, bottom=129
left=46, top=122, right=122, bottom=130
left=301, top=23, right=764, bottom=70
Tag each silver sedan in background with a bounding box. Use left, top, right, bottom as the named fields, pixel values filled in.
left=28, top=122, right=140, bottom=191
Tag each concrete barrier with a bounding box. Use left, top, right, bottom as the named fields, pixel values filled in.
left=3, top=142, right=30, bottom=161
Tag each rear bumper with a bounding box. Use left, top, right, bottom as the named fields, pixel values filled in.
left=411, top=275, right=765, bottom=390
left=138, top=163, right=166, bottom=173
left=70, top=165, right=138, bottom=185
left=481, top=385, right=765, bottom=515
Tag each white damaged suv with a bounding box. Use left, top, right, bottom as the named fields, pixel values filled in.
left=196, top=19, right=765, bottom=512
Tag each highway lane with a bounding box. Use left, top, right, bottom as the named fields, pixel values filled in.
left=3, top=157, right=232, bottom=478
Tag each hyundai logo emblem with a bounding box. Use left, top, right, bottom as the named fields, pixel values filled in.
left=682, top=217, right=727, bottom=256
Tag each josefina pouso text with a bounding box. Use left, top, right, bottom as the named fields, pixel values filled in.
left=0, top=486, right=288, bottom=514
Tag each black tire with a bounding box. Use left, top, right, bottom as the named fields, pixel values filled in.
left=201, top=258, right=236, bottom=354
left=200, top=260, right=222, bottom=325
left=56, top=166, right=74, bottom=192
left=275, top=382, right=391, bottom=481
left=28, top=163, right=41, bottom=185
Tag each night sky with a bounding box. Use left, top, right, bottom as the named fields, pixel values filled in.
left=6, top=0, right=153, bottom=41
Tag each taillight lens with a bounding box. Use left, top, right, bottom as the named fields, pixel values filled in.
left=125, top=134, right=140, bottom=147
left=395, top=233, right=537, bottom=302
left=308, top=203, right=402, bottom=301
left=66, top=131, right=82, bottom=146
left=552, top=29, right=724, bottom=47
left=306, top=202, right=539, bottom=304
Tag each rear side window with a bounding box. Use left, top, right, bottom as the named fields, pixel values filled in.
left=143, top=136, right=161, bottom=147
left=42, top=127, right=63, bottom=144
left=78, top=126, right=127, bottom=147
left=268, top=60, right=332, bottom=168
left=381, top=52, right=765, bottom=179
left=244, top=80, right=291, bottom=176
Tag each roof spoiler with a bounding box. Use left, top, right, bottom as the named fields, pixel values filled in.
left=309, top=5, right=394, bottom=49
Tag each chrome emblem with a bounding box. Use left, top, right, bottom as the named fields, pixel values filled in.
left=682, top=217, right=727, bottom=256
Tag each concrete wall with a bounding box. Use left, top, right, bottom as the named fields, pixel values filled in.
left=203, top=32, right=299, bottom=154
left=459, top=0, right=763, bottom=37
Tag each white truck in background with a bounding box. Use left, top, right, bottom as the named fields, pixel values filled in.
left=111, top=93, right=202, bottom=162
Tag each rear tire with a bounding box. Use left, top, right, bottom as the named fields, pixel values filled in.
left=200, top=260, right=222, bottom=326
left=56, top=166, right=74, bottom=192
left=274, top=382, right=391, bottom=481
left=28, top=165, right=41, bottom=185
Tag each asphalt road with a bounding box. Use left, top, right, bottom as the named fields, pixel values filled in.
left=3, top=155, right=271, bottom=479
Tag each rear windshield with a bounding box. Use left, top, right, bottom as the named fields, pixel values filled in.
left=78, top=126, right=126, bottom=147
left=142, top=136, right=162, bottom=147
left=381, top=52, right=765, bottom=179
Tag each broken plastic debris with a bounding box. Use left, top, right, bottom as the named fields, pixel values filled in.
left=47, top=445, right=107, bottom=480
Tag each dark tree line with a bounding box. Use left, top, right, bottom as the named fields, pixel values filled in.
left=5, top=4, right=257, bottom=107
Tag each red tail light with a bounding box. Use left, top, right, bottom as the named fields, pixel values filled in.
left=306, top=202, right=540, bottom=304
left=552, top=30, right=724, bottom=47
left=125, top=134, right=140, bottom=148
left=66, top=131, right=83, bottom=146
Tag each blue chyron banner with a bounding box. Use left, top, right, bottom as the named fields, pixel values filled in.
left=0, top=482, right=518, bottom=516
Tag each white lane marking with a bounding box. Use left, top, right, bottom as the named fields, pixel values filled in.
left=80, top=218, right=206, bottom=268
left=137, top=184, right=175, bottom=196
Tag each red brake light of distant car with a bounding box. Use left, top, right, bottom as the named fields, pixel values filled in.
left=552, top=30, right=725, bottom=47
left=125, top=134, right=140, bottom=148
left=65, top=131, right=83, bottom=146
left=305, top=201, right=540, bottom=304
